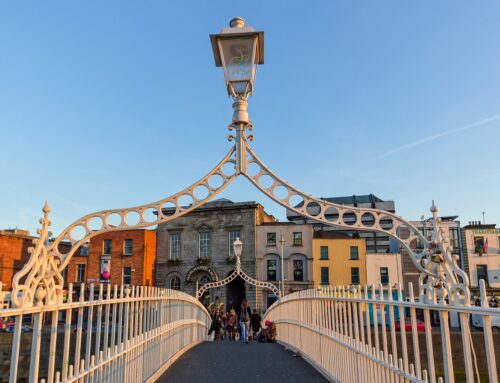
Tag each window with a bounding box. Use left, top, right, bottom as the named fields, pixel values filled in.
left=169, top=233, right=181, bottom=259
left=293, top=232, right=302, bottom=246
left=320, top=267, right=329, bottom=285
left=267, top=232, right=276, bottom=246
left=351, top=267, right=360, bottom=285
left=350, top=246, right=359, bottom=260
left=80, top=245, right=89, bottom=256
left=293, top=260, right=304, bottom=281
left=449, top=228, right=459, bottom=250
left=228, top=230, right=241, bottom=257
left=477, top=265, right=489, bottom=285
left=103, top=240, right=112, bottom=256
left=267, top=260, right=277, bottom=281
left=380, top=267, right=389, bottom=284
left=199, top=232, right=210, bottom=258
left=474, top=237, right=485, bottom=254
left=123, top=267, right=132, bottom=285
left=123, top=239, right=133, bottom=256
left=77, top=264, right=86, bottom=283
left=170, top=276, right=181, bottom=290
left=320, top=246, right=329, bottom=260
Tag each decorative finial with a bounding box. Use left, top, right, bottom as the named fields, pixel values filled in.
left=43, top=200, right=51, bottom=214
left=430, top=200, right=438, bottom=214
left=230, top=17, right=245, bottom=28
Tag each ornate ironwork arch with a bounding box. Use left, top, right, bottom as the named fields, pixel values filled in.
left=12, top=53, right=469, bottom=309
left=196, top=249, right=280, bottom=299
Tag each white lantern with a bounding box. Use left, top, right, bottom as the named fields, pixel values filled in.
left=210, top=17, right=264, bottom=98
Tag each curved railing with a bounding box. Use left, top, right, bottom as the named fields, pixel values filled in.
left=263, top=281, right=499, bottom=383
left=0, top=284, right=210, bottom=383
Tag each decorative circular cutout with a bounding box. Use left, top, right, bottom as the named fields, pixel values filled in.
left=221, top=162, right=235, bottom=177
left=247, top=162, right=261, bottom=177
left=87, top=216, right=103, bottom=231
left=106, top=213, right=122, bottom=228
left=361, top=213, right=375, bottom=227
left=289, top=195, right=305, bottom=209
left=306, top=201, right=321, bottom=217
left=143, top=208, right=159, bottom=223
left=324, top=207, right=339, bottom=222
left=379, top=216, right=394, bottom=231
left=125, top=211, right=141, bottom=226
left=57, top=240, right=72, bottom=255
left=273, top=185, right=289, bottom=200
left=194, top=185, right=209, bottom=200
left=70, top=225, right=86, bottom=241
left=342, top=210, right=357, bottom=226
left=208, top=174, right=224, bottom=189
left=178, top=194, right=193, bottom=209
left=259, top=174, right=274, bottom=189
left=161, top=201, right=176, bottom=216
left=397, top=225, right=411, bottom=240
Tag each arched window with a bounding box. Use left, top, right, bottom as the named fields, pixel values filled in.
left=170, top=276, right=181, bottom=290
left=199, top=275, right=211, bottom=284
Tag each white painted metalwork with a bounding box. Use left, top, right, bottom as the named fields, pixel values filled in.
left=196, top=238, right=280, bottom=299
left=4, top=16, right=488, bottom=383
left=1, top=284, right=210, bottom=383
left=263, top=281, right=499, bottom=383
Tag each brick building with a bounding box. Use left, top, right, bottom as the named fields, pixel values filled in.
left=66, top=229, right=156, bottom=287
left=0, top=229, right=34, bottom=290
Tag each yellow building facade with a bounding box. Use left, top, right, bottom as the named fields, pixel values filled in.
left=313, top=232, right=367, bottom=287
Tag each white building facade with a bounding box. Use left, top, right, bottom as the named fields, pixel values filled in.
left=256, top=222, right=314, bottom=309
left=365, top=253, right=403, bottom=287
left=462, top=222, right=500, bottom=289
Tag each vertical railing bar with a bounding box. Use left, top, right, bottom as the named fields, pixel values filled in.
left=423, top=306, right=436, bottom=383
left=84, top=283, right=95, bottom=372
left=94, top=284, right=104, bottom=367
left=74, top=283, right=85, bottom=376
left=388, top=284, right=399, bottom=364
left=47, top=307, right=59, bottom=383
left=8, top=314, right=22, bottom=383
left=479, top=279, right=498, bottom=383
left=28, top=310, right=43, bottom=383
left=62, top=283, right=74, bottom=380
left=397, top=283, right=409, bottom=373
left=408, top=283, right=422, bottom=379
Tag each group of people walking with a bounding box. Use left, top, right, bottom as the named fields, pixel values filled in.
left=207, top=297, right=262, bottom=343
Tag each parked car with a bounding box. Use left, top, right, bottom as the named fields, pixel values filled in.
left=471, top=314, right=500, bottom=332
left=395, top=318, right=425, bottom=332
left=0, top=318, right=15, bottom=331
left=5, top=325, right=33, bottom=333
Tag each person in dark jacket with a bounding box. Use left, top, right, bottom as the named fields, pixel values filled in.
left=250, top=309, right=261, bottom=341
left=239, top=299, right=252, bottom=344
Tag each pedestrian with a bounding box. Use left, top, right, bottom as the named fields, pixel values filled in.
left=239, top=298, right=251, bottom=344
left=227, top=309, right=238, bottom=341
left=250, top=309, right=261, bottom=341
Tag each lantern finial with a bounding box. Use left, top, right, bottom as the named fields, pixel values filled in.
left=230, top=17, right=245, bottom=28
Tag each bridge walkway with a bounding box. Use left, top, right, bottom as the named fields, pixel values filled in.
left=158, top=340, right=328, bottom=383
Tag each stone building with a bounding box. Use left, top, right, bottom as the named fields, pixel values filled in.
left=256, top=222, right=313, bottom=309
left=66, top=229, right=156, bottom=287
left=155, top=199, right=275, bottom=310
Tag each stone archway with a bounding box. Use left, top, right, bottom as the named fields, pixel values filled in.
left=226, top=275, right=246, bottom=311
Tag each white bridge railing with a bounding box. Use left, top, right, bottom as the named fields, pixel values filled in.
left=263, top=280, right=499, bottom=383
left=0, top=284, right=210, bottom=383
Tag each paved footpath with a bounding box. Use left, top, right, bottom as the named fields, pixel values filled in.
left=158, top=340, right=329, bottom=383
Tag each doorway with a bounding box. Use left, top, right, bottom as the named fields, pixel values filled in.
left=226, top=276, right=245, bottom=311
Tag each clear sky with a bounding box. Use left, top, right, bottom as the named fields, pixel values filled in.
left=1, top=1, right=499, bottom=235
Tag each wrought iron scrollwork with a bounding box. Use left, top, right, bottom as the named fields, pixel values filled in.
left=12, top=148, right=238, bottom=307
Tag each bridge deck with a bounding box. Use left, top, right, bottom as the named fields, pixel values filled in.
left=158, top=341, right=328, bottom=383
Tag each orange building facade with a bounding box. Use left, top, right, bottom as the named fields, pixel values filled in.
left=66, top=229, right=156, bottom=287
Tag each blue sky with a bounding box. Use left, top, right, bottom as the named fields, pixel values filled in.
left=1, top=1, right=499, bottom=235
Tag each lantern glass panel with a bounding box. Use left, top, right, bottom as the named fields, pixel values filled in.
left=220, top=36, right=256, bottom=86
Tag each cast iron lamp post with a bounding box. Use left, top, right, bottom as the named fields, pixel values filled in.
left=210, top=17, right=264, bottom=175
